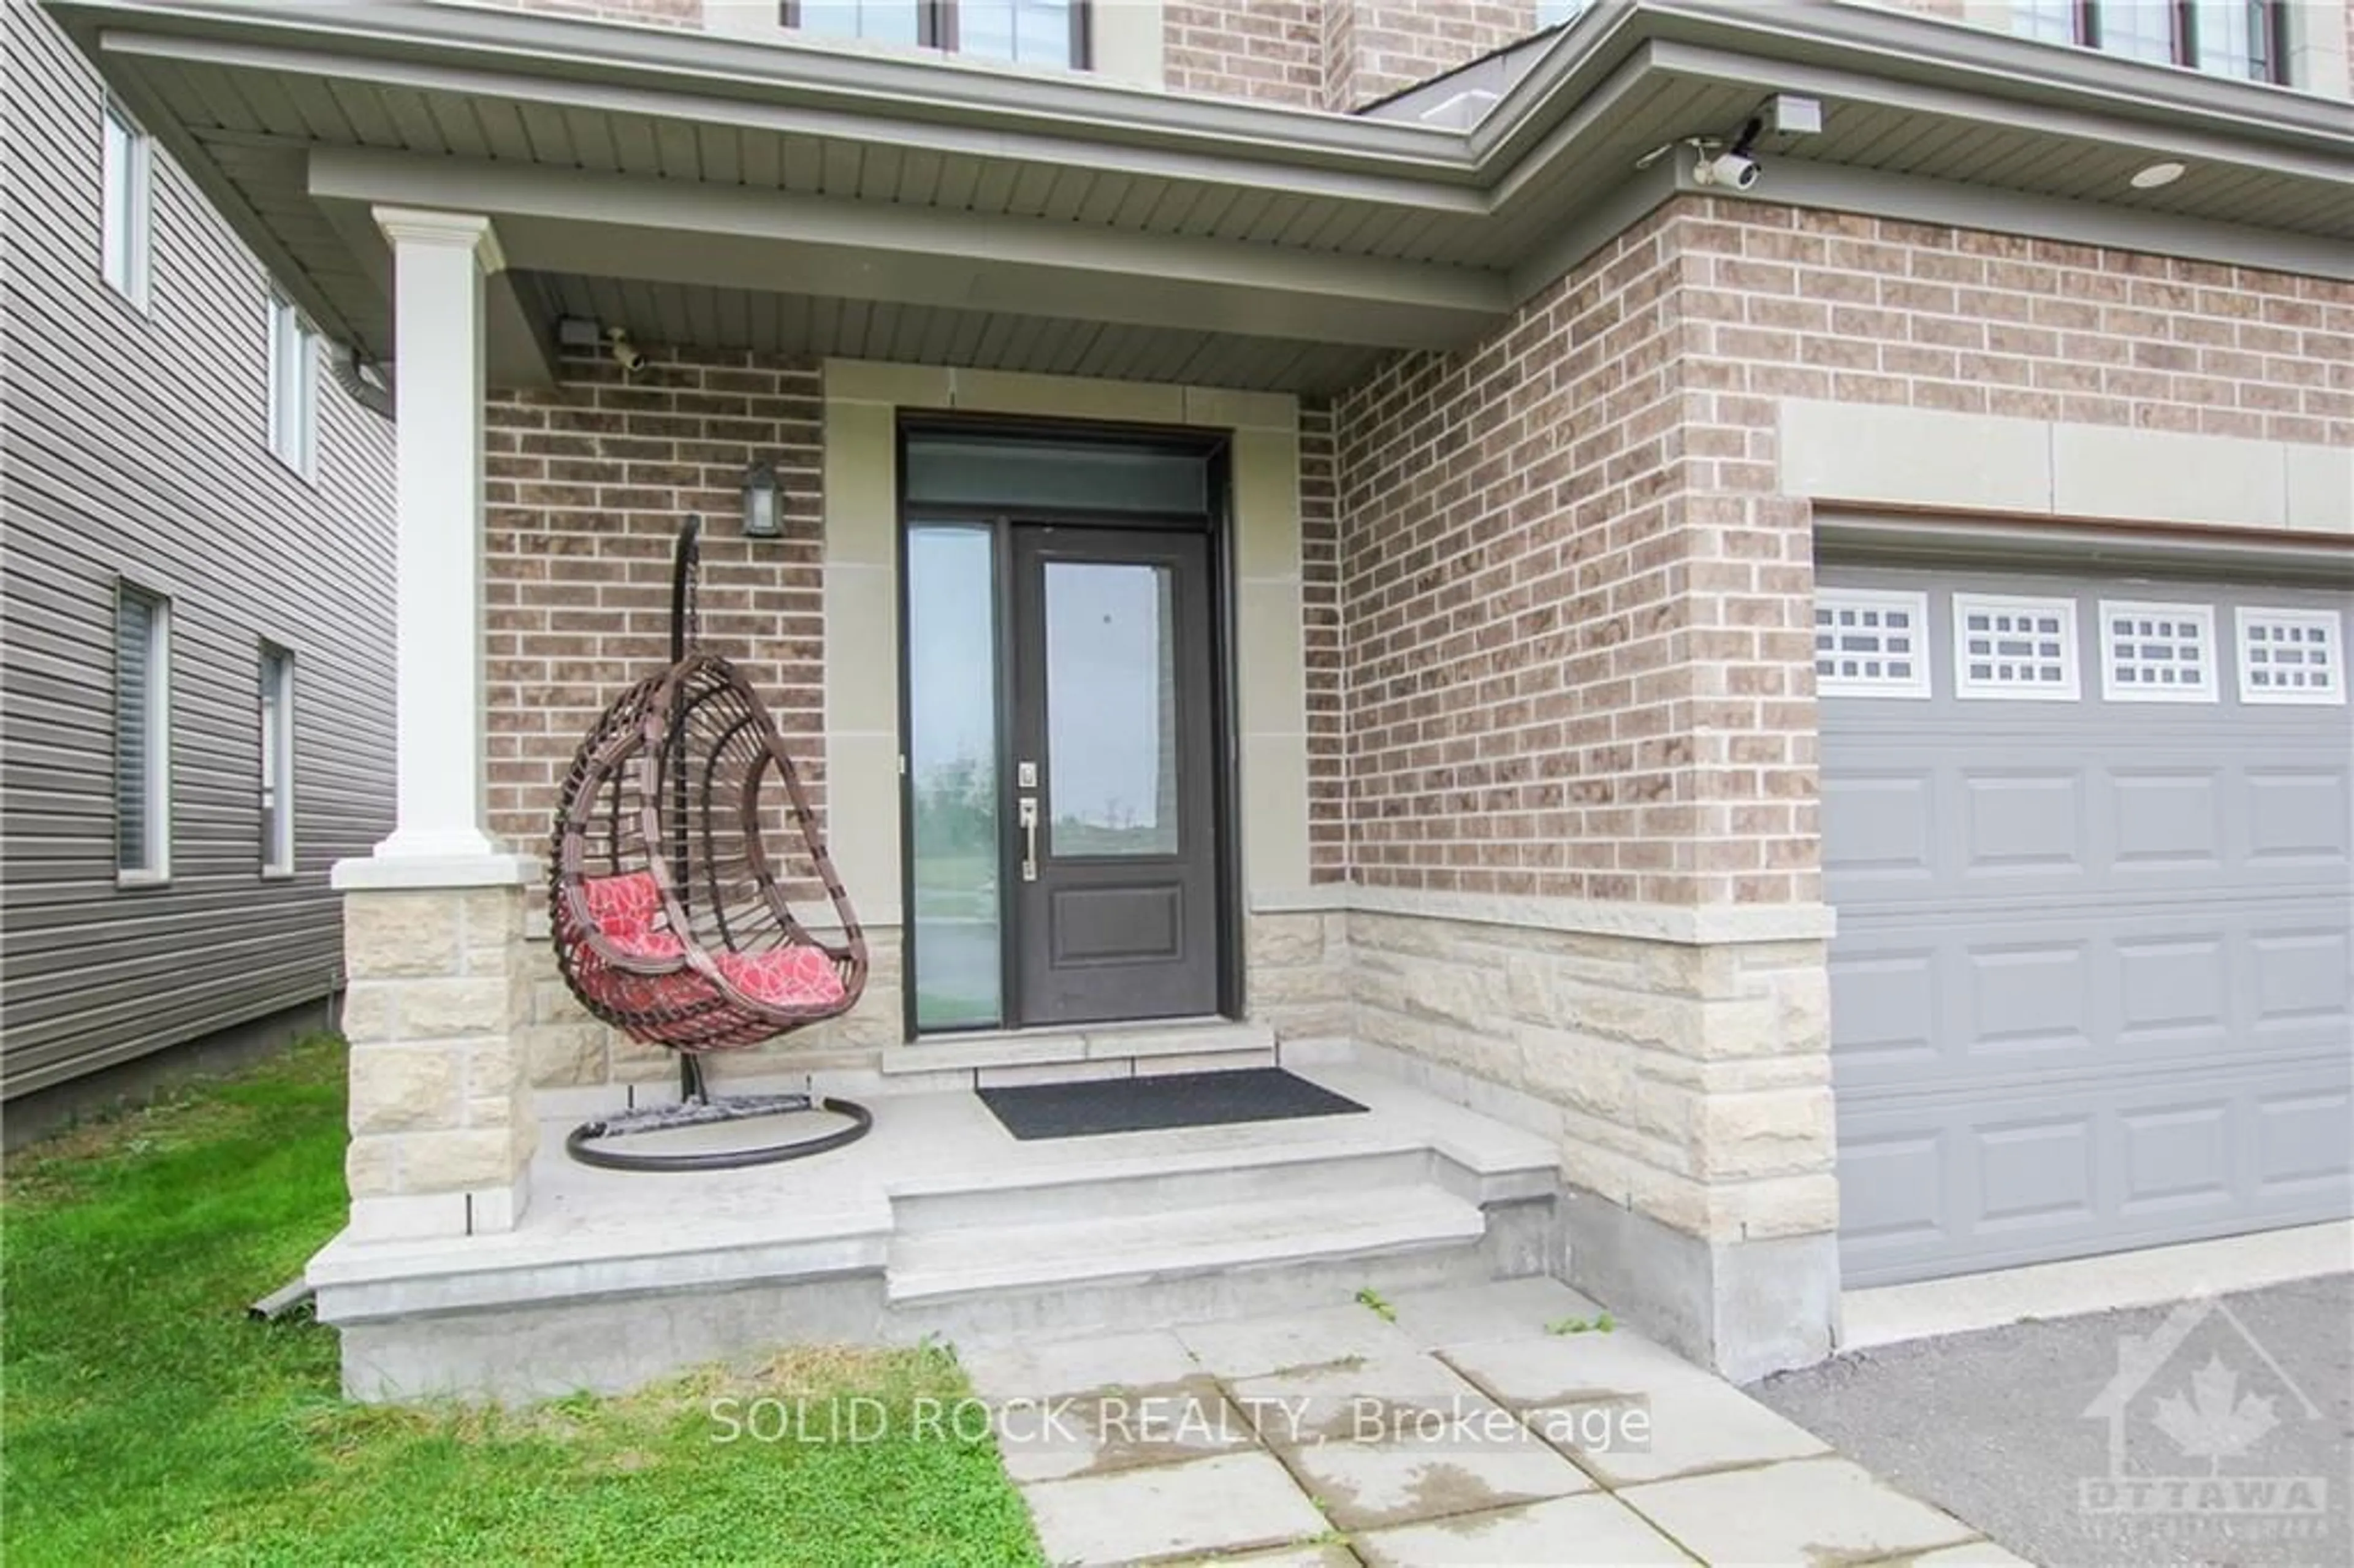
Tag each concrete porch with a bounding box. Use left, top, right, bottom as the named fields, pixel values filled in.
left=310, top=1054, right=1563, bottom=1401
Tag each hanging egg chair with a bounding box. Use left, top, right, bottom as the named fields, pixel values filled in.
left=548, top=517, right=872, bottom=1171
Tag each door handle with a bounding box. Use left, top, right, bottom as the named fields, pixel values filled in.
left=1018, top=796, right=1039, bottom=882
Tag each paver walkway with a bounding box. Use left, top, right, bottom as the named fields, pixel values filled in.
left=959, top=1277, right=2029, bottom=1567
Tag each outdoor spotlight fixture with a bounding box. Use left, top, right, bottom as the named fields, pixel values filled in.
left=1693, top=116, right=1766, bottom=189
left=1637, top=97, right=1818, bottom=190
left=741, top=459, right=783, bottom=539
left=1636, top=116, right=1765, bottom=189
left=606, top=325, right=647, bottom=375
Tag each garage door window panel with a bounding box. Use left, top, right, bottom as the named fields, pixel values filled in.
left=2237, top=608, right=2344, bottom=706
left=2100, top=599, right=2217, bottom=703
left=1816, top=588, right=1930, bottom=698
left=1953, top=593, right=2079, bottom=701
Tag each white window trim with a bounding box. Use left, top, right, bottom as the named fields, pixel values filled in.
left=1815, top=587, right=1932, bottom=699
left=2236, top=606, right=2347, bottom=707
left=1952, top=591, right=2081, bottom=701
left=2098, top=598, right=2219, bottom=704
left=267, top=293, right=319, bottom=477
left=260, top=644, right=297, bottom=877
left=116, top=584, right=172, bottom=887
left=100, top=97, right=153, bottom=311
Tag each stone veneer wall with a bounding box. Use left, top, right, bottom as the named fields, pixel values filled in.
left=1351, top=913, right=1833, bottom=1254
left=340, top=885, right=537, bottom=1239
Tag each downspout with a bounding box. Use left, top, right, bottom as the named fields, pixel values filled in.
left=330, top=340, right=394, bottom=421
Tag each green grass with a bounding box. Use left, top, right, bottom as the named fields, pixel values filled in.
left=1, top=1038, right=1043, bottom=1567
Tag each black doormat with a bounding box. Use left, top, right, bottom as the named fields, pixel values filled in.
left=977, top=1067, right=1368, bottom=1141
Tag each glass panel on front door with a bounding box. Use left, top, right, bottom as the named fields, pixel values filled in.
left=1045, top=560, right=1179, bottom=858
left=900, top=429, right=1225, bottom=1036
left=905, top=524, right=1003, bottom=1031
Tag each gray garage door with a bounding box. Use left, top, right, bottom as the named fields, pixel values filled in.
left=1820, top=564, right=2353, bottom=1288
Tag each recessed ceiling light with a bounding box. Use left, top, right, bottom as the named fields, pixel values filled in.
left=2131, top=161, right=2187, bottom=190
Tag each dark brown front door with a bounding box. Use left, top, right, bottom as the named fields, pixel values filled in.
left=1007, top=525, right=1219, bottom=1026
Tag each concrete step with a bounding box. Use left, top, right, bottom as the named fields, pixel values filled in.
left=886, top=1185, right=1487, bottom=1304
left=890, top=1144, right=1439, bottom=1233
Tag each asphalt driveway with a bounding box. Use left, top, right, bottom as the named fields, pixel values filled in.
left=1749, top=1274, right=2353, bottom=1568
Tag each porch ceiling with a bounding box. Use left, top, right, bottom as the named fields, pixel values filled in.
left=47, top=0, right=2354, bottom=395
left=522, top=273, right=1390, bottom=392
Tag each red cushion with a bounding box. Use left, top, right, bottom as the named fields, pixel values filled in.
left=714, top=946, right=847, bottom=1009
left=581, top=870, right=684, bottom=960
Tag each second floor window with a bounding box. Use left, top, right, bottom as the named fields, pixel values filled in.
left=2013, top=1, right=2287, bottom=85
left=268, top=294, right=319, bottom=475
left=786, top=0, right=1085, bottom=69
left=101, top=98, right=152, bottom=308
left=259, top=645, right=295, bottom=876
left=116, top=583, right=172, bottom=883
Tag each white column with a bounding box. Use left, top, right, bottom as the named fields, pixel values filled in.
left=370, top=207, right=503, bottom=865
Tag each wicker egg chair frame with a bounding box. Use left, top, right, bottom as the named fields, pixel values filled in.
left=547, top=517, right=873, bottom=1172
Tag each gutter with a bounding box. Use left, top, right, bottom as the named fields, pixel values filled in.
left=55, top=0, right=2354, bottom=205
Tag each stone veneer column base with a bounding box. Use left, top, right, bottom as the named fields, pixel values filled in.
left=1346, top=900, right=1842, bottom=1380
left=1562, top=1187, right=1840, bottom=1382
left=333, top=856, right=540, bottom=1242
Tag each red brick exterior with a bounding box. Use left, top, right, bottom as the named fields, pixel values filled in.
left=482, top=349, right=824, bottom=851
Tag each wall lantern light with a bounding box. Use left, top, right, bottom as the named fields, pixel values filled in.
left=741, top=459, right=782, bottom=539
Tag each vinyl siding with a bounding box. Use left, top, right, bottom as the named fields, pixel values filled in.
left=1, top=3, right=396, bottom=1097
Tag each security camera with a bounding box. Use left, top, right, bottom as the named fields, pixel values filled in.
left=606, top=326, right=646, bottom=375
left=1697, top=150, right=1761, bottom=189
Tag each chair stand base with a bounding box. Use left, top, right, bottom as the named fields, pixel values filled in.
left=565, top=1092, right=874, bottom=1173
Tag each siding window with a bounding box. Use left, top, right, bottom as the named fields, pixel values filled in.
left=115, top=584, right=171, bottom=882
left=267, top=294, right=319, bottom=475
left=2010, top=1, right=2288, bottom=85
left=100, top=98, right=152, bottom=308
left=260, top=645, right=295, bottom=875
left=785, top=0, right=1086, bottom=67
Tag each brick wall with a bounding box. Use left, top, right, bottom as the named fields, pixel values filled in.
left=1328, top=197, right=2352, bottom=910
left=477, top=0, right=704, bottom=25
left=1677, top=202, right=2352, bottom=444
left=1160, top=0, right=1541, bottom=110
left=1322, top=0, right=1537, bottom=108
left=1300, top=401, right=1347, bottom=883
left=483, top=348, right=825, bottom=852
left=1162, top=0, right=1326, bottom=107
left=1331, top=205, right=1772, bottom=907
